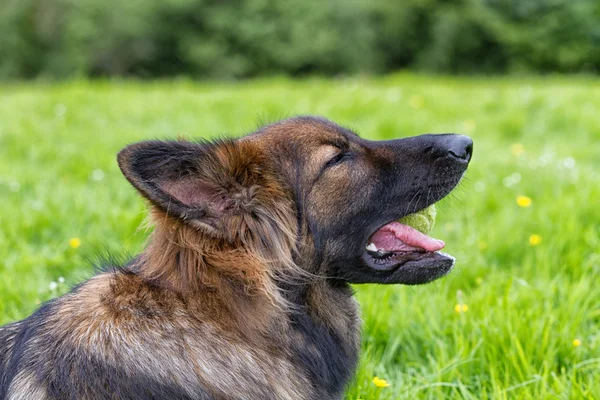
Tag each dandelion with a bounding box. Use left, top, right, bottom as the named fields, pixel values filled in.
left=573, top=339, right=581, bottom=347
left=511, top=143, right=525, bottom=156
left=454, top=304, right=468, bottom=313
left=516, top=195, right=532, bottom=208
left=372, top=377, right=390, bottom=388
left=529, top=234, right=542, bottom=246
left=563, top=157, right=576, bottom=169
left=502, top=172, right=522, bottom=188
left=474, top=181, right=486, bottom=192
left=49, top=281, right=58, bottom=291
left=91, top=169, right=105, bottom=181
left=69, top=237, right=81, bottom=249
left=58, top=277, right=65, bottom=283
left=409, top=95, right=424, bottom=109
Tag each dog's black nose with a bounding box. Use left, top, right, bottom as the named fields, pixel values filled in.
left=447, top=135, right=473, bottom=162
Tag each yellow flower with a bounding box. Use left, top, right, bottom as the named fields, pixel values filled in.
left=516, top=195, right=532, bottom=208
left=478, top=241, right=488, bottom=250
left=454, top=304, right=468, bottom=313
left=372, top=376, right=390, bottom=388
left=409, top=95, right=424, bottom=109
left=529, top=234, right=542, bottom=246
left=511, top=143, right=525, bottom=156
left=573, top=339, right=581, bottom=347
left=69, top=237, right=81, bottom=249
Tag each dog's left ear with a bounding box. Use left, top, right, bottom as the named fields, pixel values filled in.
left=117, top=139, right=265, bottom=236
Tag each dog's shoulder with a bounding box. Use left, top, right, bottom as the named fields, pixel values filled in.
left=0, top=321, right=23, bottom=390
left=0, top=271, right=205, bottom=399
left=0, top=299, right=61, bottom=399
left=0, top=268, right=320, bottom=399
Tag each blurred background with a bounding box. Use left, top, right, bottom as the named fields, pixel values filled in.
left=1, top=1, right=600, bottom=399
left=1, top=0, right=600, bottom=80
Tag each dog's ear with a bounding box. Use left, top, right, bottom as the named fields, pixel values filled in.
left=117, top=139, right=263, bottom=236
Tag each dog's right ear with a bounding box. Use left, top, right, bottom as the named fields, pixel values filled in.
left=117, top=139, right=243, bottom=235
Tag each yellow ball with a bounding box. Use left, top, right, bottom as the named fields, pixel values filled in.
left=398, top=204, right=437, bottom=234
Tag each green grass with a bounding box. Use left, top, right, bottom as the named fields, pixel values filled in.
left=1, top=74, right=599, bottom=399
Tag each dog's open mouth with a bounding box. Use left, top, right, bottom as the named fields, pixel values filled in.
left=362, top=205, right=455, bottom=282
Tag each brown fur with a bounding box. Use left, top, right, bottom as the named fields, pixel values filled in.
left=0, top=116, right=472, bottom=399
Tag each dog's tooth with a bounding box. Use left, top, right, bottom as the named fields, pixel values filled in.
left=366, top=243, right=378, bottom=252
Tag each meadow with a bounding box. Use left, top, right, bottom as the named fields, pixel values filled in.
left=0, top=74, right=598, bottom=399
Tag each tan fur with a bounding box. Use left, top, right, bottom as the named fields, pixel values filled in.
left=47, top=270, right=316, bottom=399
left=1, top=116, right=471, bottom=399
left=7, top=372, right=48, bottom=400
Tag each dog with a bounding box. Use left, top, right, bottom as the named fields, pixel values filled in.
left=0, top=116, right=472, bottom=399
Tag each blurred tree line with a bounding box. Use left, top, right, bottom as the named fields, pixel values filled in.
left=1, top=0, right=599, bottom=79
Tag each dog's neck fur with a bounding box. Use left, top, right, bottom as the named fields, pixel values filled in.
left=134, top=212, right=361, bottom=396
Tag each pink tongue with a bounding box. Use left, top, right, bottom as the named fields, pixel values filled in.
left=370, top=222, right=445, bottom=252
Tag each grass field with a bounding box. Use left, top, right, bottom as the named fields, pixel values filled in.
left=1, top=74, right=599, bottom=399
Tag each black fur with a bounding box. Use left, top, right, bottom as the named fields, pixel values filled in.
left=1, top=301, right=58, bottom=398
left=288, top=286, right=358, bottom=398
left=0, top=116, right=472, bottom=399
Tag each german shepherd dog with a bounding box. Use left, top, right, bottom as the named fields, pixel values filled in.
left=0, top=116, right=472, bottom=399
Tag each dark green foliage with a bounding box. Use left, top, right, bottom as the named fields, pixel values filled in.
left=1, top=0, right=599, bottom=79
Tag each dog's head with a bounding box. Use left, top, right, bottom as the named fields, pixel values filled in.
left=118, top=116, right=472, bottom=287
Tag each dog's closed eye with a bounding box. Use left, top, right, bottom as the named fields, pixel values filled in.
left=325, top=151, right=353, bottom=168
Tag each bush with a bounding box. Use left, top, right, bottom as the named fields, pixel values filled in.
left=368, top=0, right=600, bottom=74
left=0, top=0, right=598, bottom=79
